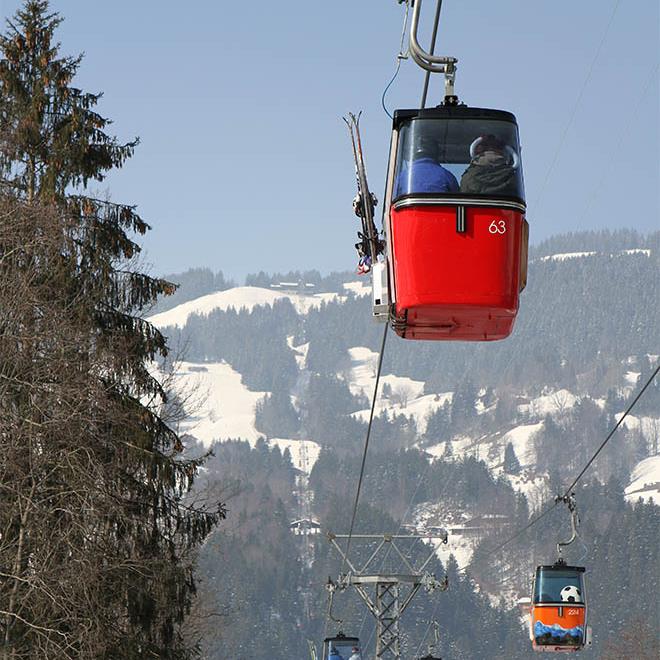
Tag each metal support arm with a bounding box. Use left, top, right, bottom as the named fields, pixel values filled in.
left=555, top=493, right=580, bottom=559
left=409, top=0, right=458, bottom=73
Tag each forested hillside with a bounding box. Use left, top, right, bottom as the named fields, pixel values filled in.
left=151, top=229, right=659, bottom=659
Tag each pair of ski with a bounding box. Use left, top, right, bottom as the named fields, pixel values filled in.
left=344, top=112, right=384, bottom=274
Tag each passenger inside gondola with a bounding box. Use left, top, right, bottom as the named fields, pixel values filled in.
left=325, top=635, right=362, bottom=660
left=460, top=134, right=519, bottom=197
left=392, top=118, right=525, bottom=201
left=394, top=134, right=459, bottom=197
left=349, top=646, right=362, bottom=660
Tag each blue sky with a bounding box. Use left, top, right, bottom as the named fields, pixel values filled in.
left=1, top=0, right=658, bottom=280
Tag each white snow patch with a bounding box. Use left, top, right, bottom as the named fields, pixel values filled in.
left=268, top=439, right=321, bottom=474
left=347, top=346, right=424, bottom=401
left=287, top=336, right=310, bottom=369
left=625, top=371, right=641, bottom=385
left=156, top=361, right=267, bottom=447
left=343, top=280, right=371, bottom=297
left=518, top=389, right=577, bottom=419
left=501, top=423, right=544, bottom=469
left=413, top=504, right=477, bottom=569
left=424, top=442, right=449, bottom=460
left=614, top=414, right=660, bottom=443
left=429, top=534, right=476, bottom=570
left=347, top=346, right=451, bottom=432
left=505, top=473, right=550, bottom=511
left=625, top=456, right=660, bottom=504
left=148, top=286, right=343, bottom=329
left=539, top=251, right=597, bottom=262
left=622, top=248, right=651, bottom=256
left=424, top=434, right=481, bottom=463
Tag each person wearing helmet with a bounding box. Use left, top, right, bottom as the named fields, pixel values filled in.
left=394, top=134, right=459, bottom=197
left=328, top=647, right=344, bottom=660
left=349, top=646, right=362, bottom=660
left=460, top=134, right=520, bottom=197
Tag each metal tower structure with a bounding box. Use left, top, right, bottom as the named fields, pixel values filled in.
left=327, top=533, right=448, bottom=658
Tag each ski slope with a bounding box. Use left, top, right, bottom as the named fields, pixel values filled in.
left=148, top=286, right=342, bottom=329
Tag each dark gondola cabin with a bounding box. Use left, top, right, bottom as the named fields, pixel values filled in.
left=384, top=106, right=529, bottom=341
left=530, top=564, right=589, bottom=652
left=323, top=633, right=362, bottom=660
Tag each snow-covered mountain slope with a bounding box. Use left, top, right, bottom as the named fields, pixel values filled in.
left=149, top=274, right=659, bottom=507
left=345, top=346, right=452, bottom=434
left=155, top=360, right=267, bottom=447
left=625, top=456, right=660, bottom=505
left=148, top=285, right=343, bottom=329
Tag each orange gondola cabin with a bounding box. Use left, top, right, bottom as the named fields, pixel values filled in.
left=530, top=563, right=590, bottom=652
left=375, top=106, right=529, bottom=341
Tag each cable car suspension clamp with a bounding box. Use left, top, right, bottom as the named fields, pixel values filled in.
left=421, top=572, right=449, bottom=593
left=554, top=493, right=580, bottom=561
left=408, top=0, right=459, bottom=104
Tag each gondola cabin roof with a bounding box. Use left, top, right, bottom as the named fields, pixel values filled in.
left=537, top=565, right=585, bottom=573
left=393, top=105, right=519, bottom=128
left=323, top=634, right=360, bottom=644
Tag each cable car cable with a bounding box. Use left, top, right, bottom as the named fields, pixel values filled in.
left=577, top=62, right=659, bottom=226
left=323, top=323, right=388, bottom=640
left=560, top=362, right=660, bottom=498
left=381, top=0, right=411, bottom=119
left=342, top=323, right=388, bottom=567
left=533, top=0, right=622, bottom=210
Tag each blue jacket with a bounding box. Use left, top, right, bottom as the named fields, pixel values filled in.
left=329, top=654, right=344, bottom=660
left=394, top=158, right=459, bottom=197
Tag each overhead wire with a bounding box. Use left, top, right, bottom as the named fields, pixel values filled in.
left=561, top=363, right=660, bottom=497
left=381, top=0, right=411, bottom=119
left=576, top=61, right=659, bottom=227
left=322, top=323, right=389, bottom=639
left=533, top=0, right=622, bottom=210
left=342, top=323, right=388, bottom=567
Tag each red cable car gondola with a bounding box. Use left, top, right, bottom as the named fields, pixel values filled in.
left=380, top=105, right=529, bottom=341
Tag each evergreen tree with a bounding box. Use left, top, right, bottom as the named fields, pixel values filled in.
left=0, top=3, right=221, bottom=657
left=503, top=442, right=522, bottom=474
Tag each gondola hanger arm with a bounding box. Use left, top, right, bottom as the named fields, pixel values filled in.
left=407, top=0, right=459, bottom=101
left=555, top=493, right=579, bottom=560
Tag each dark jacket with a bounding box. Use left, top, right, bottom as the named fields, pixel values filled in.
left=460, top=151, right=519, bottom=197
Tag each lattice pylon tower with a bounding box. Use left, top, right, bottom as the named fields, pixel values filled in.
left=327, top=533, right=449, bottom=658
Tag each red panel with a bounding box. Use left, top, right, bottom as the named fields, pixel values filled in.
left=389, top=204, right=525, bottom=341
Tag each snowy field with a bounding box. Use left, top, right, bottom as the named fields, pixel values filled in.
left=148, top=286, right=343, bottom=329
left=156, top=360, right=267, bottom=447
left=517, top=389, right=577, bottom=419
